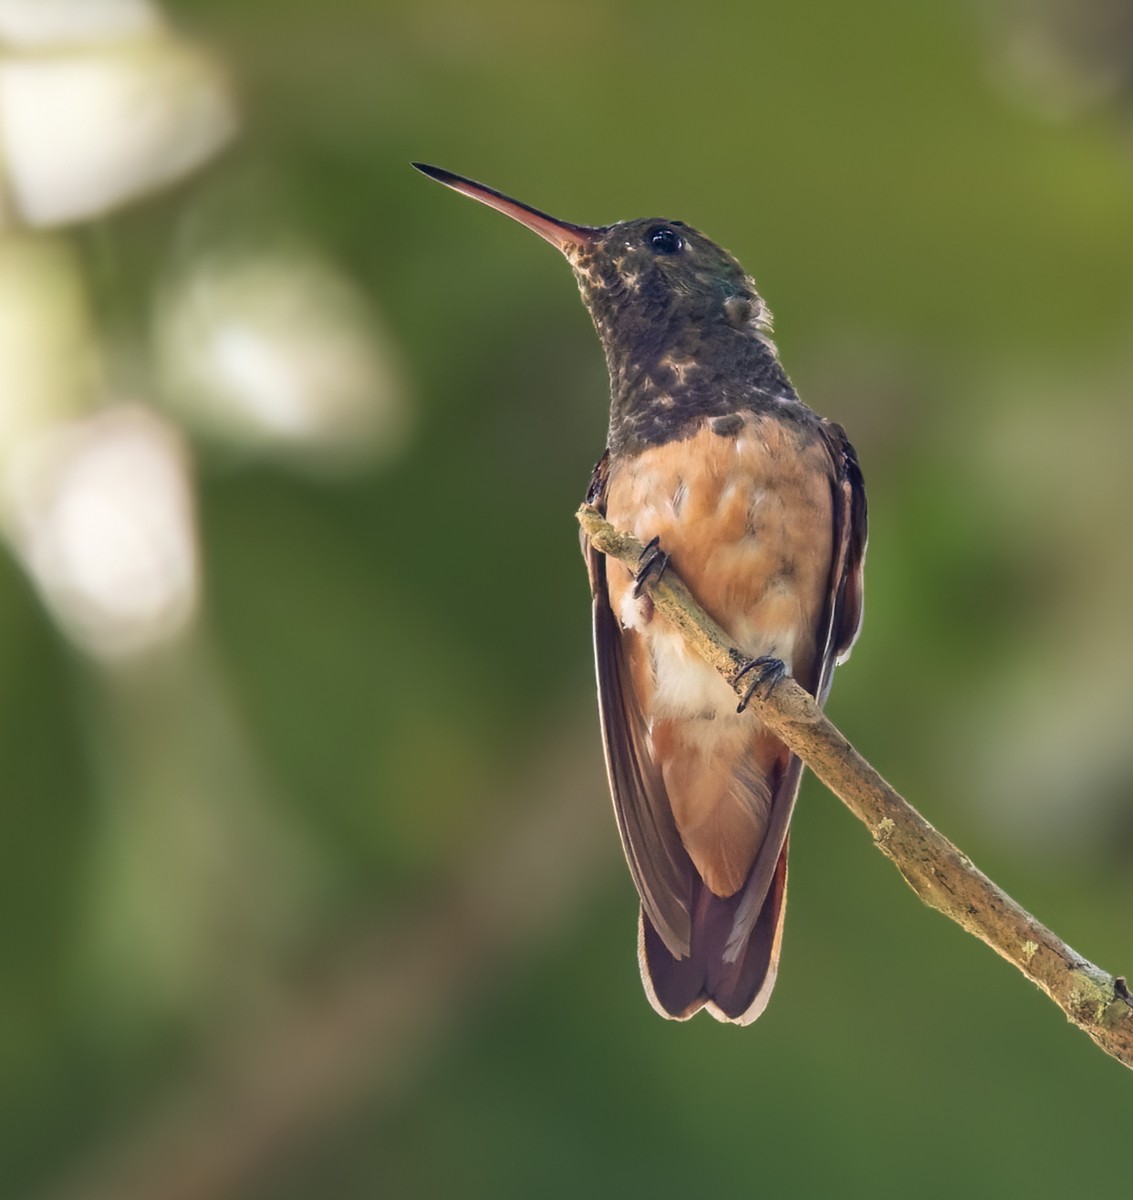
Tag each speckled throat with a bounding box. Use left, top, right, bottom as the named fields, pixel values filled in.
left=566, top=227, right=800, bottom=456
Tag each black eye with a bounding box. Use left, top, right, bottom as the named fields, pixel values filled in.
left=647, top=225, right=683, bottom=255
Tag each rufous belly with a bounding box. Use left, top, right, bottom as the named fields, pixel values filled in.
left=603, top=413, right=834, bottom=896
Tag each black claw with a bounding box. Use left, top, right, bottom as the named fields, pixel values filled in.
left=633, top=536, right=670, bottom=597
left=735, top=656, right=786, bottom=713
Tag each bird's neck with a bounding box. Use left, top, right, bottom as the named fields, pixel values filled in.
left=602, top=322, right=798, bottom=455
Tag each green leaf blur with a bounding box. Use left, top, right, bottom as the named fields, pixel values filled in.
left=2, top=1, right=1132, bottom=1197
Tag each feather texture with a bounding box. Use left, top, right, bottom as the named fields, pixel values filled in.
left=585, top=412, right=866, bottom=1023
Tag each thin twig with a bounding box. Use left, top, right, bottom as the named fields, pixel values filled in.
left=578, top=502, right=1133, bottom=1071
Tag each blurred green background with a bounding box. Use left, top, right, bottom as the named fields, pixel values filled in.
left=2, top=1, right=1133, bottom=1197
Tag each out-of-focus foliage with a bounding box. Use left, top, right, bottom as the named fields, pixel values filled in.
left=2, top=0, right=1132, bottom=1197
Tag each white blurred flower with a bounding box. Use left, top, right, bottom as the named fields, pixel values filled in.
left=0, top=0, right=164, bottom=48
left=0, top=234, right=100, bottom=463
left=0, top=27, right=235, bottom=227
left=3, top=406, right=200, bottom=661
left=155, top=245, right=411, bottom=471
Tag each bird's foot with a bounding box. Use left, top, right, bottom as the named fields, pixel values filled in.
left=734, top=655, right=786, bottom=713
left=634, top=535, right=671, bottom=598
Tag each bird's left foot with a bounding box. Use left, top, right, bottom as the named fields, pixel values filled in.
left=634, top=535, right=670, bottom=598
left=734, top=655, right=786, bottom=712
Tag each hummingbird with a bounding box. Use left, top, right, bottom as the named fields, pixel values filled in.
left=414, top=163, right=867, bottom=1024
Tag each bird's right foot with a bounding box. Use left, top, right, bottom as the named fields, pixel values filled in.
left=734, top=655, right=786, bottom=713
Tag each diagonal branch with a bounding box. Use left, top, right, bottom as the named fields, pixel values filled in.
left=577, top=503, right=1133, bottom=1070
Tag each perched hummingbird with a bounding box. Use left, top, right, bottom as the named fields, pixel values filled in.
left=414, top=164, right=867, bottom=1024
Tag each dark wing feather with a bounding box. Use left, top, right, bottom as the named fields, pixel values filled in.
left=826, top=423, right=868, bottom=670
left=582, top=455, right=693, bottom=957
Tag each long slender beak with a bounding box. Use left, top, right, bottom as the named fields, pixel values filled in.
left=412, top=163, right=598, bottom=253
